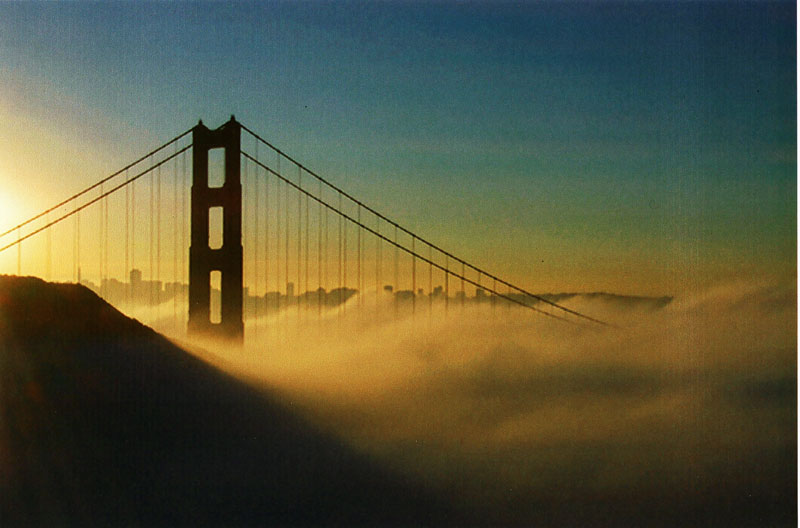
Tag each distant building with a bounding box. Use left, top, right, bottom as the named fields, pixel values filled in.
left=165, top=281, right=187, bottom=300
left=395, top=290, right=415, bottom=302
left=101, top=278, right=125, bottom=300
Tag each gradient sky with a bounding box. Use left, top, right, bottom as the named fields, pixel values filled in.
left=0, top=1, right=795, bottom=295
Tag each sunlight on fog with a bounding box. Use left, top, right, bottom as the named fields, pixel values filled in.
left=172, top=282, right=795, bottom=521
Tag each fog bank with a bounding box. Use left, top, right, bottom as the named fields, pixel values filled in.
left=186, top=283, right=796, bottom=526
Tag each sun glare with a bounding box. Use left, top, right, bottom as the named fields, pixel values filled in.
left=0, top=191, right=24, bottom=235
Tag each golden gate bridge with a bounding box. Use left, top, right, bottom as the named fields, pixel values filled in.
left=0, top=117, right=608, bottom=343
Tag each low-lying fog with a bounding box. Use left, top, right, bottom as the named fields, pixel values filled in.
left=178, top=283, right=795, bottom=525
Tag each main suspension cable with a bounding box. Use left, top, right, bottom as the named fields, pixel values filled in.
left=241, top=125, right=607, bottom=326
left=0, top=146, right=190, bottom=254
left=0, top=129, right=191, bottom=240
left=242, top=151, right=576, bottom=324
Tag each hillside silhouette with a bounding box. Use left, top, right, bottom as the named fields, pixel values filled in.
left=0, top=276, right=460, bottom=527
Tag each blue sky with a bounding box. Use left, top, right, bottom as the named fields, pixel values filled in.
left=0, top=1, right=795, bottom=294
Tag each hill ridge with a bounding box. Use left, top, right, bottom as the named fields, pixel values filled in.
left=0, top=275, right=459, bottom=527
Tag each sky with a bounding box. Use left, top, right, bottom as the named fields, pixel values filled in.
left=0, top=1, right=795, bottom=296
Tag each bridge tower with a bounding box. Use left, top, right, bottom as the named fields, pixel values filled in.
left=188, top=116, right=244, bottom=343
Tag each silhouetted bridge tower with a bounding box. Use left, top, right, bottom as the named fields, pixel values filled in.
left=188, top=117, right=244, bottom=343
left=0, top=117, right=610, bottom=341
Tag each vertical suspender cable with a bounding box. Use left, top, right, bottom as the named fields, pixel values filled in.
left=342, top=196, right=347, bottom=315
left=393, top=225, right=398, bottom=316
left=16, top=227, right=20, bottom=276
left=445, top=255, right=449, bottom=315
left=323, top=191, right=328, bottom=310
left=493, top=278, right=497, bottom=314
left=278, top=162, right=283, bottom=318
left=181, top=150, right=186, bottom=324
left=376, top=215, right=380, bottom=308
left=131, top=176, right=136, bottom=296
left=125, top=171, right=130, bottom=308
left=242, top=155, right=248, bottom=325
left=251, top=157, right=257, bottom=332
left=73, top=214, right=77, bottom=282
left=317, top=178, right=322, bottom=318
left=461, top=262, right=465, bottom=308
left=101, top=187, right=105, bottom=290
left=338, top=192, right=342, bottom=315
left=46, top=213, right=51, bottom=280
left=320, top=188, right=330, bottom=307
left=104, top=185, right=109, bottom=290
left=253, top=153, right=259, bottom=336
left=99, top=183, right=104, bottom=292
left=157, top=164, right=162, bottom=316
left=428, top=245, right=432, bottom=316
left=305, top=181, right=309, bottom=313
left=357, top=205, right=361, bottom=308
left=249, top=157, right=254, bottom=326
left=477, top=271, right=482, bottom=307
left=284, top=158, right=289, bottom=312
left=102, top=188, right=106, bottom=288
left=275, top=157, right=281, bottom=314
left=268, top=146, right=269, bottom=318
left=276, top=171, right=283, bottom=330
left=254, top=141, right=261, bottom=332
left=393, top=226, right=398, bottom=293
left=276, top=170, right=281, bottom=316
left=297, top=166, right=302, bottom=316
left=411, top=236, right=416, bottom=315
left=76, top=211, right=81, bottom=282
left=173, top=152, right=178, bottom=333
left=149, top=164, right=154, bottom=307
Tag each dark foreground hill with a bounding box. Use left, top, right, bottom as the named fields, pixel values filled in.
left=0, top=276, right=460, bottom=527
